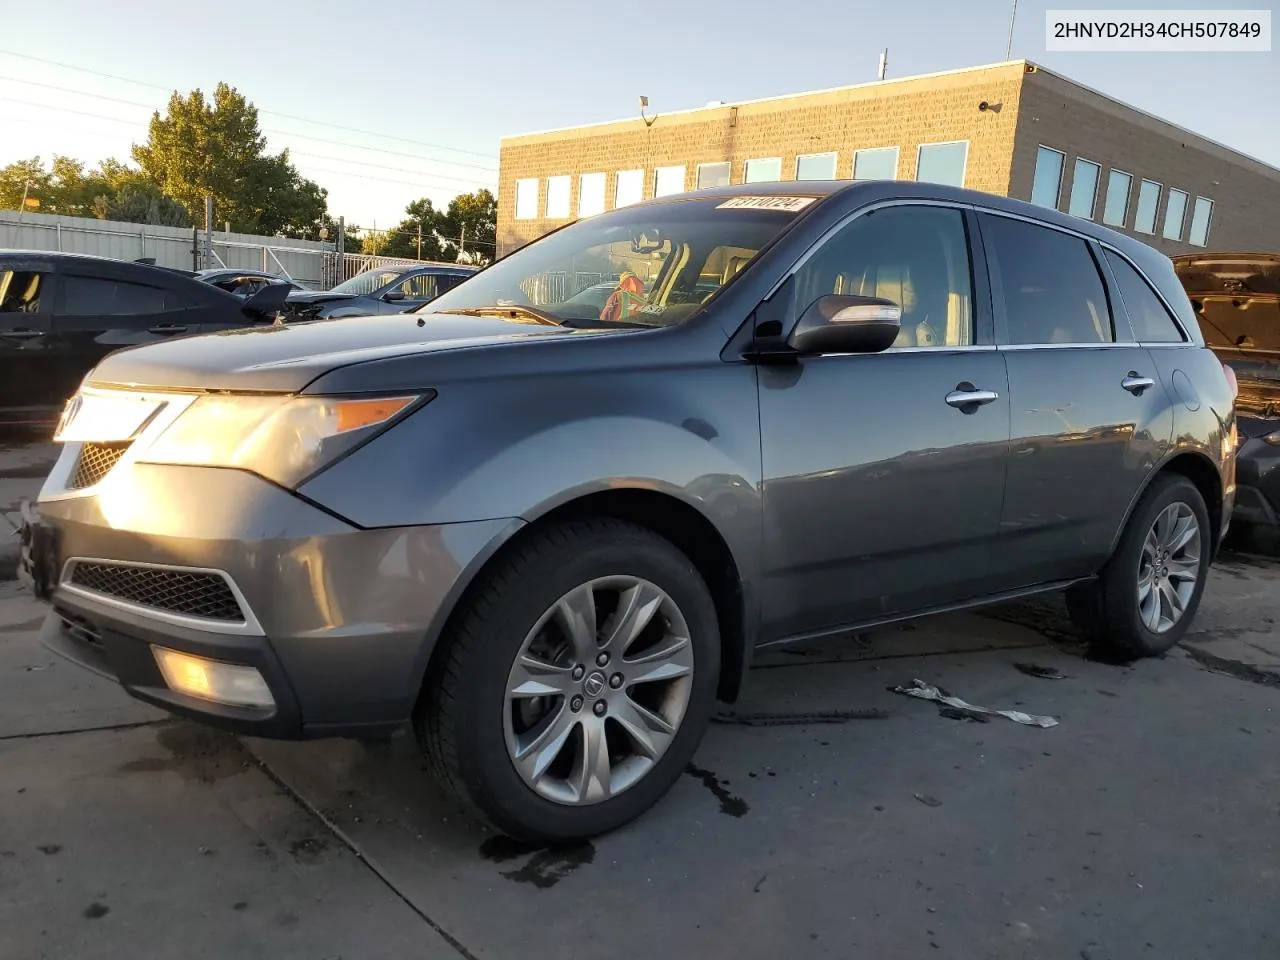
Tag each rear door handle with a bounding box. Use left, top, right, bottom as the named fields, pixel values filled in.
left=2, top=328, right=44, bottom=339
left=945, top=384, right=1000, bottom=411
left=1122, top=373, right=1155, bottom=395
left=148, top=324, right=190, bottom=335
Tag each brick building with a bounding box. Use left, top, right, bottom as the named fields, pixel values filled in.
left=497, top=59, right=1280, bottom=258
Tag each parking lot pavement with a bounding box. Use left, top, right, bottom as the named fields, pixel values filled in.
left=2, top=434, right=1279, bottom=959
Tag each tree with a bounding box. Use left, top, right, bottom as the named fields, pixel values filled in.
left=0, top=157, right=52, bottom=211
left=0, top=155, right=108, bottom=216
left=439, top=189, right=496, bottom=263
left=99, top=183, right=191, bottom=227
left=371, top=197, right=447, bottom=260
left=132, top=82, right=328, bottom=236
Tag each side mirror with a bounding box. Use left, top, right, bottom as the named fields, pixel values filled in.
left=787, top=294, right=901, bottom=355
left=383, top=290, right=406, bottom=302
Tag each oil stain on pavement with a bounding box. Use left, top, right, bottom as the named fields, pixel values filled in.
left=478, top=835, right=596, bottom=889
left=684, top=763, right=749, bottom=817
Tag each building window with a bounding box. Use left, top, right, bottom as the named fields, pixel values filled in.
left=514, top=178, right=539, bottom=220
left=1068, top=158, right=1101, bottom=219
left=915, top=141, right=968, bottom=187
left=1134, top=179, right=1161, bottom=234
left=615, top=169, right=644, bottom=208
left=796, top=152, right=837, bottom=180
left=696, top=161, right=731, bottom=190
left=1162, top=188, right=1188, bottom=241
left=852, top=146, right=899, bottom=181
left=1188, top=197, right=1213, bottom=247
left=744, top=157, right=782, bottom=183
left=654, top=165, right=686, bottom=197
left=1102, top=169, right=1132, bottom=227
left=1031, top=145, right=1065, bottom=209
left=578, top=173, right=606, bottom=218
left=545, top=176, right=571, bottom=219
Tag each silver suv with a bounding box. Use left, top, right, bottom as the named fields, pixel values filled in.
left=22, top=181, right=1236, bottom=842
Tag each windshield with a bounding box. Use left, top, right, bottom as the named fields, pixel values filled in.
left=421, top=195, right=816, bottom=328
left=330, top=268, right=407, bottom=296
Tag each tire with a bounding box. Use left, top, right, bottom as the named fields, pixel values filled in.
left=417, top=518, right=721, bottom=842
left=1067, top=473, right=1211, bottom=659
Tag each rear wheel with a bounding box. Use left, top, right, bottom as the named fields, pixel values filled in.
left=418, top=519, right=720, bottom=842
left=1067, top=473, right=1210, bottom=658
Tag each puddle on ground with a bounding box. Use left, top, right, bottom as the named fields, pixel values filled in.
left=684, top=762, right=749, bottom=817
left=478, top=835, right=596, bottom=888
left=116, top=722, right=248, bottom=783
left=1184, top=645, right=1280, bottom=689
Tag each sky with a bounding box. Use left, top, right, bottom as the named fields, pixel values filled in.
left=1, top=0, right=1276, bottom=231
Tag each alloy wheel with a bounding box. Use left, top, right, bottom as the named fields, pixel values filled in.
left=1136, top=501, right=1202, bottom=634
left=503, top=576, right=695, bottom=805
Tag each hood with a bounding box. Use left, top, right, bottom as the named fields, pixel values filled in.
left=285, top=290, right=360, bottom=305
left=1172, top=252, right=1280, bottom=360
left=87, top=312, right=583, bottom=393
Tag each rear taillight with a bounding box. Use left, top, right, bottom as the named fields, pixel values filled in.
left=1223, top=362, right=1238, bottom=400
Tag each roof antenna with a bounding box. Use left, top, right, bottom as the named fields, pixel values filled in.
left=877, top=48, right=888, bottom=80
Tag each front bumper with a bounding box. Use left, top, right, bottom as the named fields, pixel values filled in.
left=24, top=452, right=519, bottom=738
left=1233, top=431, right=1280, bottom=528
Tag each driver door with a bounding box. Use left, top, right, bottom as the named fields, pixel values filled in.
left=757, top=202, right=1012, bottom=641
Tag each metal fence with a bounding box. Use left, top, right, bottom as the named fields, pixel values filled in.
left=321, top=251, right=467, bottom=288
left=519, top=271, right=607, bottom=305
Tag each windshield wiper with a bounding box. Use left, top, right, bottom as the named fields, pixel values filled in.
left=436, top=305, right=567, bottom=327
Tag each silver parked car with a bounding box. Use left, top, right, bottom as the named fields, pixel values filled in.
left=21, top=181, right=1236, bottom=841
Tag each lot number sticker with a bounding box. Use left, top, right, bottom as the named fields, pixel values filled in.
left=716, top=196, right=816, bottom=212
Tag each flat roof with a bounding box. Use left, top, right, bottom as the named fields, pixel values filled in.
left=501, top=58, right=1279, bottom=177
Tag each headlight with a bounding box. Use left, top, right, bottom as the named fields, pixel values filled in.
left=139, top=392, right=428, bottom=488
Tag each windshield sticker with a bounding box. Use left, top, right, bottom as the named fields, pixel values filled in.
left=716, top=196, right=816, bottom=212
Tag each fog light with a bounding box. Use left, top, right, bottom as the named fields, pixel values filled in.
left=151, top=647, right=275, bottom=709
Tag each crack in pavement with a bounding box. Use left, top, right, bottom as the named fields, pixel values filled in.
left=249, top=753, right=481, bottom=960
left=0, top=719, right=169, bottom=742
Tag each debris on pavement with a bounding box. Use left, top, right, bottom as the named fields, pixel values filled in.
left=938, top=706, right=990, bottom=723
left=1014, top=662, right=1068, bottom=680
left=914, top=793, right=943, bottom=808
left=890, top=679, right=1060, bottom=728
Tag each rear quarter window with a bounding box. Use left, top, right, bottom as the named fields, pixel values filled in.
left=1103, top=250, right=1186, bottom=343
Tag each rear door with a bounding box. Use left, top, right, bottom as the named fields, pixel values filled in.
left=980, top=212, right=1174, bottom=588
left=49, top=271, right=200, bottom=401
left=0, top=257, right=62, bottom=417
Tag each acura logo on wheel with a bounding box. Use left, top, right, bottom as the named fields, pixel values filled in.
left=583, top=671, right=607, bottom=699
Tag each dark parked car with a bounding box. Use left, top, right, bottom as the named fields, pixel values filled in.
left=1174, top=252, right=1280, bottom=528
left=0, top=250, right=288, bottom=427
left=196, top=268, right=304, bottom=297
left=284, top=262, right=477, bottom=320
left=21, top=181, right=1235, bottom=842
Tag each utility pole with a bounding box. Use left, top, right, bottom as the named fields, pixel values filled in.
left=416, top=222, right=423, bottom=260
left=459, top=223, right=466, bottom=262
left=17, top=181, right=30, bottom=221
left=337, top=216, right=345, bottom=285
left=203, top=196, right=214, bottom=269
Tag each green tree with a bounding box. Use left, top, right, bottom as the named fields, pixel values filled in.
left=100, top=183, right=191, bottom=227
left=439, top=188, right=496, bottom=263
left=132, top=82, right=328, bottom=236
left=0, top=157, right=52, bottom=211
left=372, top=197, right=447, bottom=260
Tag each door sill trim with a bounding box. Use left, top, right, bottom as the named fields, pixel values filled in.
left=757, top=577, right=1094, bottom=650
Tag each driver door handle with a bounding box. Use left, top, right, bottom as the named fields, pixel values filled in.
left=945, top=385, right=1000, bottom=409
left=3, top=328, right=44, bottom=339
left=148, top=324, right=190, bottom=335
left=1122, top=373, right=1155, bottom=395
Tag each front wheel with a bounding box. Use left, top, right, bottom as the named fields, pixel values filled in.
left=418, top=519, right=720, bottom=842
left=1068, top=473, right=1211, bottom=658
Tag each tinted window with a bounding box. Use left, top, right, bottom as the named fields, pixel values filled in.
left=0, top=270, right=48, bottom=314
left=61, top=276, right=181, bottom=317
left=916, top=142, right=968, bottom=187
left=792, top=205, right=974, bottom=348
left=983, top=215, right=1112, bottom=345
left=396, top=273, right=439, bottom=300
left=1030, top=146, right=1064, bottom=208
left=1104, top=250, right=1185, bottom=343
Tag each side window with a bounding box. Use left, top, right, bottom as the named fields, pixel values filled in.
left=982, top=215, right=1112, bottom=345
left=61, top=276, right=174, bottom=317
left=0, top=270, right=48, bottom=314
left=791, top=205, right=974, bottom=348
left=439, top=273, right=470, bottom=294
left=1103, top=250, right=1186, bottom=343
left=397, top=274, right=439, bottom=300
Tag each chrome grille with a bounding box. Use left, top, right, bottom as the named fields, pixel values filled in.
left=69, top=442, right=130, bottom=489
left=67, top=562, right=245, bottom=622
